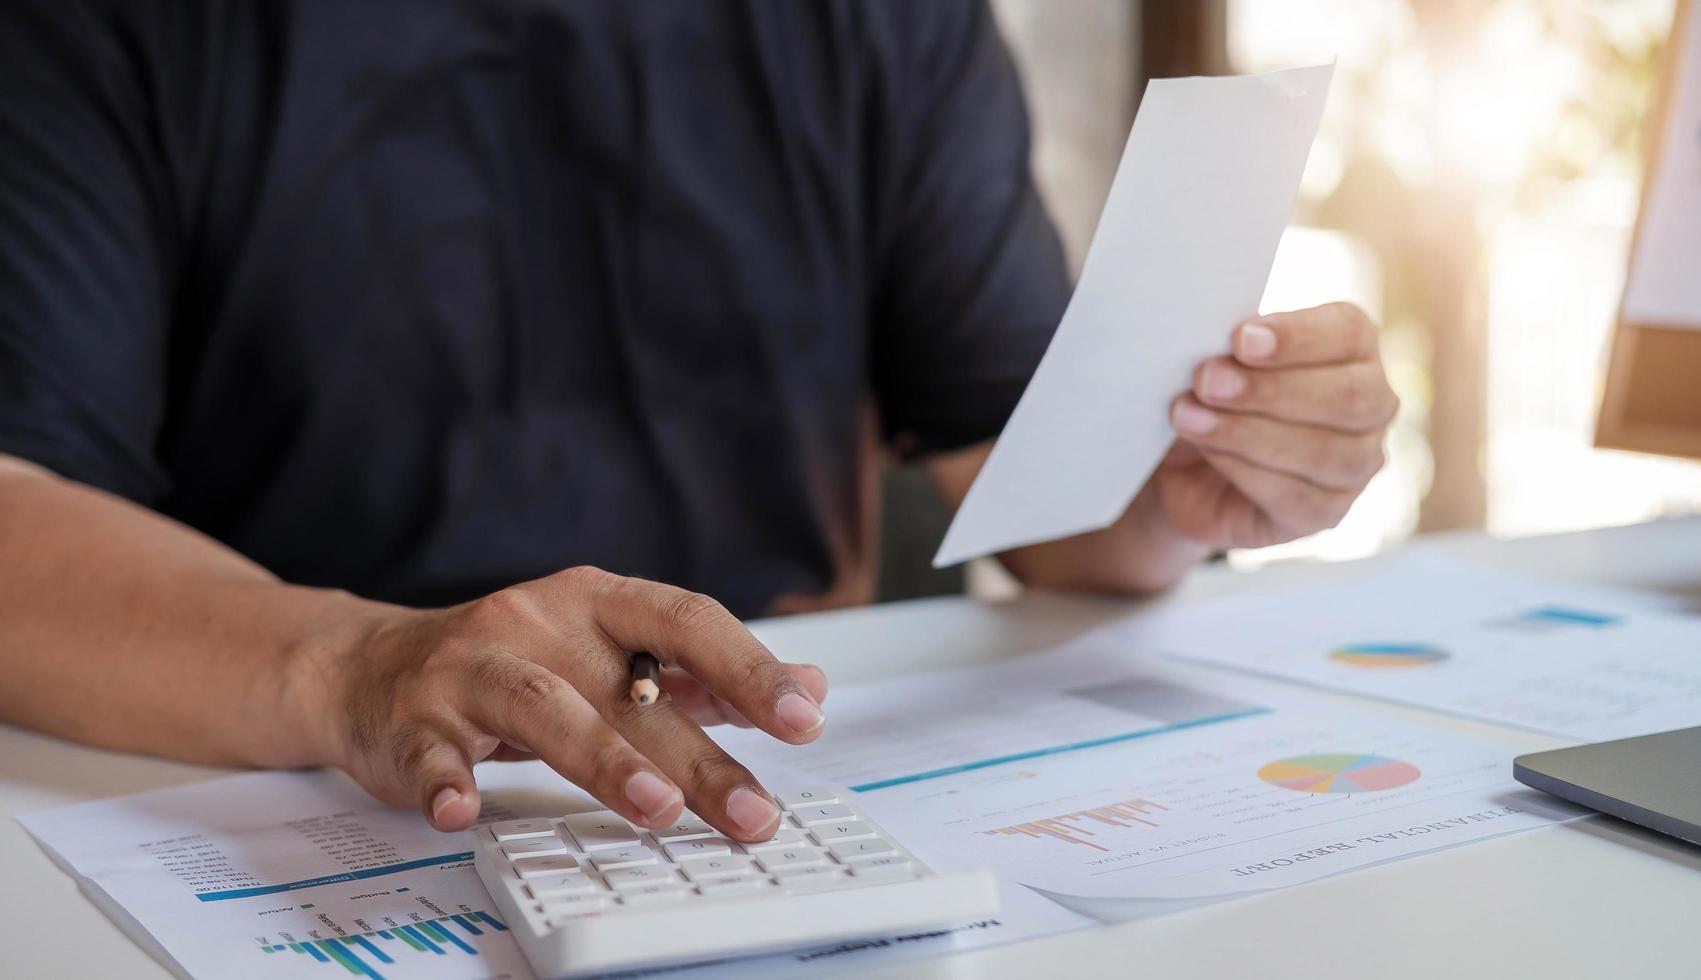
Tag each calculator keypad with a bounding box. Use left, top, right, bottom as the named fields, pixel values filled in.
left=662, top=837, right=734, bottom=861
left=743, top=828, right=808, bottom=851
left=487, top=791, right=921, bottom=931
left=562, top=811, right=642, bottom=850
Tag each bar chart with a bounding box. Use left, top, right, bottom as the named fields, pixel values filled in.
left=1489, top=606, right=1622, bottom=632
left=256, top=911, right=507, bottom=979
left=980, top=799, right=1169, bottom=852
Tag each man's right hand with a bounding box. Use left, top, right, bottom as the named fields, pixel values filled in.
left=306, top=567, right=828, bottom=842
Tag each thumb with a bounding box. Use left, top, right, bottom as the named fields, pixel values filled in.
left=394, top=728, right=482, bottom=831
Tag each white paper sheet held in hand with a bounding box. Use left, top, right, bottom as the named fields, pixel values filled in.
left=935, top=64, right=1334, bottom=566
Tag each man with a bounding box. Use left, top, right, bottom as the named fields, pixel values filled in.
left=0, top=1, right=1395, bottom=845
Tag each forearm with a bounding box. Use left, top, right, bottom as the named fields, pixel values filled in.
left=0, top=454, right=386, bottom=768
left=926, top=443, right=1209, bottom=595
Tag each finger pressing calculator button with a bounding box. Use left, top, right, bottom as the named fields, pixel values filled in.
left=777, top=790, right=839, bottom=809
left=490, top=818, right=558, bottom=841
left=501, top=836, right=568, bottom=859
left=513, top=855, right=580, bottom=879
left=809, top=820, right=876, bottom=843
left=755, top=847, right=828, bottom=871
left=743, top=828, right=807, bottom=851
left=827, top=837, right=897, bottom=863
left=563, top=811, right=640, bottom=850
left=652, top=814, right=717, bottom=843
left=589, top=845, right=660, bottom=871
left=663, top=837, right=733, bottom=861
left=792, top=804, right=856, bottom=826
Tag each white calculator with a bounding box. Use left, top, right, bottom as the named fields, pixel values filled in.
left=473, top=789, right=999, bottom=977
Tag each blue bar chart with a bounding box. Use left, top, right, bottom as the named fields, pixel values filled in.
left=257, top=911, right=507, bottom=979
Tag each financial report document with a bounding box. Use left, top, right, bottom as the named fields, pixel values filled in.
left=19, top=769, right=547, bottom=980
left=20, top=609, right=1584, bottom=980
left=718, top=633, right=1581, bottom=940
left=1134, top=550, right=1701, bottom=742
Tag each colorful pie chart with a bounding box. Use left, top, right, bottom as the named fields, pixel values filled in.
left=1328, top=643, right=1450, bottom=668
left=1258, top=753, right=1422, bottom=794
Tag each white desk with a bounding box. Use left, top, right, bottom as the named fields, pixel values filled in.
left=5, top=517, right=1701, bottom=978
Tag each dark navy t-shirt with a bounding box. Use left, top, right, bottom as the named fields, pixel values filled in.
left=0, top=0, right=1070, bottom=616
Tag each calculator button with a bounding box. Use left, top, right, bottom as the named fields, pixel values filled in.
left=501, top=836, right=568, bottom=859
left=809, top=820, right=876, bottom=844
left=743, top=828, right=808, bottom=851
left=512, top=855, right=580, bottom=879
left=827, top=838, right=898, bottom=863
left=617, top=883, right=689, bottom=906
left=562, top=811, right=640, bottom=850
left=755, top=847, right=828, bottom=871
left=777, top=790, right=839, bottom=809
left=696, top=877, right=769, bottom=898
left=772, top=862, right=847, bottom=881
left=690, top=871, right=758, bottom=898
left=849, top=856, right=915, bottom=879
left=604, top=866, right=682, bottom=890
left=589, top=845, right=659, bottom=871
left=792, top=804, right=856, bottom=825
left=526, top=872, right=598, bottom=899
left=677, top=854, right=756, bottom=880
left=490, top=818, right=557, bottom=841
left=541, top=892, right=611, bottom=920
left=663, top=837, right=733, bottom=861
left=775, top=865, right=850, bottom=892
left=651, top=814, right=717, bottom=843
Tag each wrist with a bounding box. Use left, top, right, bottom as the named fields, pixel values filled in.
left=1111, top=482, right=1212, bottom=591
left=997, top=481, right=1210, bottom=594
left=1130, top=475, right=1212, bottom=556
left=272, top=589, right=405, bottom=770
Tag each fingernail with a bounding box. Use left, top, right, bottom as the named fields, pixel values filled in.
left=625, top=770, right=681, bottom=822
left=430, top=787, right=462, bottom=825
left=726, top=786, right=782, bottom=837
left=1172, top=401, right=1218, bottom=435
left=776, top=691, right=824, bottom=736
left=1200, top=362, right=1245, bottom=401
left=1238, top=323, right=1277, bottom=361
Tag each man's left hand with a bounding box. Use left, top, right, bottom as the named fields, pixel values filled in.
left=1157, top=302, right=1397, bottom=549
